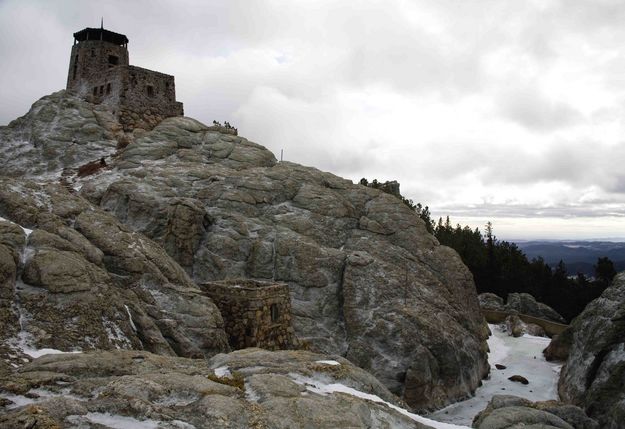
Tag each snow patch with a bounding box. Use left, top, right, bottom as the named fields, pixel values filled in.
left=8, top=289, right=82, bottom=358
left=245, top=385, right=261, bottom=403
left=1, top=387, right=81, bottom=410
left=102, top=317, right=132, bottom=349
left=214, top=366, right=232, bottom=378
left=428, top=324, right=562, bottom=426
left=73, top=413, right=196, bottom=429
left=289, top=373, right=470, bottom=429
left=0, top=216, right=34, bottom=237
left=315, top=360, right=341, bottom=366
left=124, top=304, right=137, bottom=332
left=79, top=413, right=162, bottom=429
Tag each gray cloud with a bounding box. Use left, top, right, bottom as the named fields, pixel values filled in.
left=2, top=0, right=625, bottom=238
left=498, top=87, right=584, bottom=132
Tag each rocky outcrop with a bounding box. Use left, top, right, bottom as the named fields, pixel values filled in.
left=1, top=91, right=490, bottom=412
left=504, top=314, right=547, bottom=338
left=505, top=293, right=566, bottom=324
left=0, top=178, right=228, bottom=363
left=478, top=293, right=505, bottom=311
left=76, top=112, right=489, bottom=411
left=543, top=327, right=574, bottom=361
left=473, top=395, right=598, bottom=429
left=556, top=272, right=625, bottom=428
left=0, top=90, right=122, bottom=181
left=0, top=349, right=436, bottom=429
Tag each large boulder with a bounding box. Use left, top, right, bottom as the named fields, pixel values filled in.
left=0, top=90, right=121, bottom=180
left=0, top=348, right=437, bottom=429
left=473, top=395, right=598, bottom=429
left=0, top=179, right=228, bottom=364
left=478, top=292, right=505, bottom=311
left=556, top=272, right=625, bottom=428
left=506, top=293, right=566, bottom=324
left=76, top=114, right=489, bottom=411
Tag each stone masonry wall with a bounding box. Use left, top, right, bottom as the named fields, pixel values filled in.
left=201, top=279, right=298, bottom=351
left=67, top=40, right=129, bottom=96
left=67, top=39, right=183, bottom=132
left=116, top=66, right=184, bottom=131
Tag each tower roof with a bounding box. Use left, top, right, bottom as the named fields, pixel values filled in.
left=73, top=28, right=128, bottom=45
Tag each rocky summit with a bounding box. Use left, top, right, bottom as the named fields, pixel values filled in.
left=0, top=89, right=490, bottom=426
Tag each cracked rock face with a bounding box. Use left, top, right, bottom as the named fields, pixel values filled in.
left=0, top=179, right=228, bottom=363
left=0, top=349, right=433, bottom=429
left=556, top=272, right=625, bottom=428
left=1, top=91, right=489, bottom=412
left=76, top=106, right=488, bottom=411
left=0, top=90, right=121, bottom=180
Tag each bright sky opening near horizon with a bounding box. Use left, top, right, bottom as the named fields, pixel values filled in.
left=1, top=0, right=624, bottom=241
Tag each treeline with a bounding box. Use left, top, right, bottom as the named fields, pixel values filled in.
left=360, top=179, right=617, bottom=322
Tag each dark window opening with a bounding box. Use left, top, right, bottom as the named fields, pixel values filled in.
left=106, top=83, right=111, bottom=95
left=130, top=74, right=137, bottom=87
left=72, top=55, right=78, bottom=80
left=99, top=85, right=104, bottom=95
left=165, top=82, right=170, bottom=90
left=91, top=49, right=95, bottom=57
left=270, top=304, right=279, bottom=322
left=108, top=55, right=119, bottom=66
left=93, top=87, right=98, bottom=96
left=147, top=85, right=154, bottom=97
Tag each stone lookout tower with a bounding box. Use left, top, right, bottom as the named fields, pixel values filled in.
left=200, top=279, right=298, bottom=351
left=66, top=26, right=183, bottom=130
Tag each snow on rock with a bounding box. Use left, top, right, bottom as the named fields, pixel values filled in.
left=315, top=360, right=341, bottom=366
left=1, top=387, right=81, bottom=410
left=289, top=373, right=470, bottom=429
left=124, top=304, right=137, bottom=332
left=214, top=366, right=232, bottom=378
left=0, top=216, right=33, bottom=237
left=427, top=324, right=562, bottom=426
left=65, top=412, right=197, bottom=429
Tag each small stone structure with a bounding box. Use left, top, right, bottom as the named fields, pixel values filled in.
left=200, top=279, right=298, bottom=350
left=66, top=26, right=183, bottom=131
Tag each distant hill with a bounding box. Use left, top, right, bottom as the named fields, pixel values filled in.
left=516, top=240, right=625, bottom=277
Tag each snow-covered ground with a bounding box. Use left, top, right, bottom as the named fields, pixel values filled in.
left=427, top=324, right=562, bottom=426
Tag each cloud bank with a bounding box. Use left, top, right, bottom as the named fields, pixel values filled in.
left=1, top=0, right=624, bottom=239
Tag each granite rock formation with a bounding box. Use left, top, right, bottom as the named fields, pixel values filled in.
left=478, top=292, right=505, bottom=311
left=0, top=348, right=436, bottom=429
left=0, top=91, right=490, bottom=412
left=505, top=293, right=566, bottom=324
left=0, top=178, right=228, bottom=363
left=556, top=272, right=625, bottom=428
left=473, top=395, right=598, bottom=429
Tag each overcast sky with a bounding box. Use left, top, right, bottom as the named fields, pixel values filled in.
left=1, top=0, right=625, bottom=240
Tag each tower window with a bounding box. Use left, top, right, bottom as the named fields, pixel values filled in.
left=72, top=55, right=78, bottom=80
left=93, top=87, right=98, bottom=96
left=146, top=85, right=154, bottom=97
left=91, top=49, right=95, bottom=57
left=99, top=85, right=104, bottom=95
left=270, top=304, right=279, bottom=322
left=108, top=55, right=119, bottom=66
left=106, top=83, right=111, bottom=94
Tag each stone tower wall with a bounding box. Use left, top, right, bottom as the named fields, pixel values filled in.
left=66, top=40, right=129, bottom=96
left=116, top=66, right=184, bottom=131
left=201, top=279, right=298, bottom=351
left=66, top=30, right=183, bottom=131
